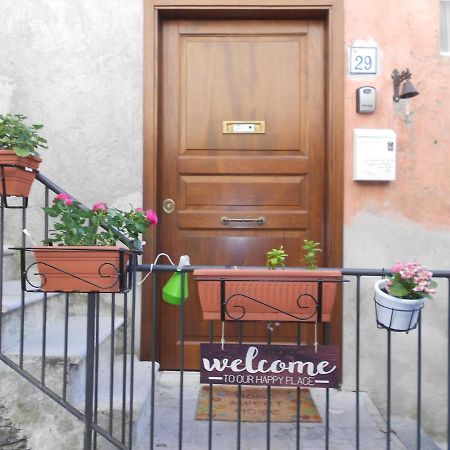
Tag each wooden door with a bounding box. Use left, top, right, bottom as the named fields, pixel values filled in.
left=158, top=19, right=327, bottom=369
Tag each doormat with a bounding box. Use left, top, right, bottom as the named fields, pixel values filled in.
left=195, top=385, right=322, bottom=423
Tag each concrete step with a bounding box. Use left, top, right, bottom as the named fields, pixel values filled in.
left=74, top=356, right=160, bottom=449
left=1, top=280, right=61, bottom=350
left=0, top=353, right=160, bottom=450
left=0, top=282, right=157, bottom=449
left=391, top=417, right=443, bottom=450
left=2, top=315, right=125, bottom=404
left=1, top=280, right=126, bottom=350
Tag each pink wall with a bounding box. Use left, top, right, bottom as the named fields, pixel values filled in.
left=344, top=0, right=450, bottom=229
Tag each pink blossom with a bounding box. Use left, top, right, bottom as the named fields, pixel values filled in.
left=55, top=192, right=70, bottom=201
left=145, top=209, right=158, bottom=226
left=55, top=192, right=73, bottom=206
left=391, top=262, right=404, bottom=273
left=389, top=261, right=436, bottom=299
left=93, top=202, right=108, bottom=211
left=135, top=207, right=144, bottom=212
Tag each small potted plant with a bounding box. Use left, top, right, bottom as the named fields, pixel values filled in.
left=0, top=114, right=47, bottom=198
left=302, top=239, right=321, bottom=270
left=26, top=194, right=157, bottom=293
left=266, top=245, right=288, bottom=270
left=374, top=262, right=437, bottom=332
left=193, top=240, right=341, bottom=322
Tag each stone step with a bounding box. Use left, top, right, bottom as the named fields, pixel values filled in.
left=2, top=315, right=125, bottom=404
left=0, top=352, right=160, bottom=450
left=1, top=280, right=126, bottom=350
left=1, top=280, right=61, bottom=350
left=391, top=417, right=443, bottom=450
left=74, top=356, right=160, bottom=449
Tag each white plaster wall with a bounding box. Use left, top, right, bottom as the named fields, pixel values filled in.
left=0, top=0, right=144, bottom=209
left=0, top=0, right=145, bottom=352
left=343, top=0, right=450, bottom=442
left=343, top=212, right=449, bottom=441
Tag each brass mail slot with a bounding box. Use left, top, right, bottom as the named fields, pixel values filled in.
left=222, top=121, right=265, bottom=134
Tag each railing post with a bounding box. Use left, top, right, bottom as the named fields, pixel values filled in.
left=84, top=292, right=97, bottom=450
left=0, top=205, right=4, bottom=352
left=356, top=275, right=361, bottom=450
left=387, top=329, right=392, bottom=450
left=447, top=277, right=450, bottom=450
left=178, top=270, right=186, bottom=450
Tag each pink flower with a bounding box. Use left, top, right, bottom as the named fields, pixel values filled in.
left=93, top=202, right=108, bottom=211
left=145, top=209, right=158, bottom=226
left=391, top=262, right=404, bottom=273
left=55, top=192, right=70, bottom=201
left=55, top=192, right=73, bottom=206
left=135, top=207, right=144, bottom=212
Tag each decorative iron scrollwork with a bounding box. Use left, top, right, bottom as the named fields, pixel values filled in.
left=15, top=247, right=133, bottom=294
left=24, top=260, right=121, bottom=291
left=224, top=291, right=320, bottom=322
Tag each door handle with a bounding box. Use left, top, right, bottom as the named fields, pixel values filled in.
left=221, top=216, right=266, bottom=225
left=163, top=198, right=175, bottom=214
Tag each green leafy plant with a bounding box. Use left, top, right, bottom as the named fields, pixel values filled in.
left=43, top=194, right=158, bottom=251
left=0, top=114, right=47, bottom=157
left=302, top=239, right=321, bottom=269
left=266, top=245, right=288, bottom=270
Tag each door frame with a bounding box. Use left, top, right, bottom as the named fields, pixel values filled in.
left=141, top=0, right=344, bottom=360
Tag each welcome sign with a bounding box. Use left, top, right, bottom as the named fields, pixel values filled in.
left=200, top=344, right=339, bottom=388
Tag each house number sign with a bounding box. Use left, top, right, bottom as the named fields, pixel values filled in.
left=200, top=344, right=340, bottom=388
left=350, top=47, right=377, bottom=74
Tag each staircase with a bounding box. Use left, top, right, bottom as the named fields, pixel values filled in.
left=0, top=279, right=158, bottom=450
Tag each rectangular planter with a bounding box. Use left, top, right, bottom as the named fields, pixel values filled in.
left=193, top=269, right=342, bottom=322
left=30, top=246, right=132, bottom=293
left=0, top=150, right=41, bottom=197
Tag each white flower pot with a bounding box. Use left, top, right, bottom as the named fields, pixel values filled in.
left=374, top=279, right=425, bottom=332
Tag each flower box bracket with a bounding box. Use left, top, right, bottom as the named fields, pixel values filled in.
left=374, top=298, right=424, bottom=333
left=193, top=269, right=347, bottom=323
left=14, top=247, right=137, bottom=294
left=218, top=278, right=348, bottom=323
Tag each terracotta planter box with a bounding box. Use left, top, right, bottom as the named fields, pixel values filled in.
left=0, top=149, right=41, bottom=197
left=193, top=269, right=342, bottom=322
left=31, top=246, right=132, bottom=293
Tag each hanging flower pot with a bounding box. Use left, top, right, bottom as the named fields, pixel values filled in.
left=374, top=262, right=437, bottom=332
left=193, top=268, right=342, bottom=322
left=0, top=114, right=47, bottom=200
left=374, top=279, right=426, bottom=332
left=0, top=150, right=41, bottom=197
left=30, top=246, right=132, bottom=293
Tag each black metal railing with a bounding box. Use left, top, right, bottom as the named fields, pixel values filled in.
left=0, top=173, right=139, bottom=449
left=0, top=172, right=448, bottom=449
left=140, top=265, right=449, bottom=450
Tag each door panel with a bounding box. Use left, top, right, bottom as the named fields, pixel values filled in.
left=158, top=19, right=325, bottom=369
left=183, top=38, right=303, bottom=151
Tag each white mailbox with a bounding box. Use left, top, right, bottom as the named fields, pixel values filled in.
left=353, top=129, right=396, bottom=181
